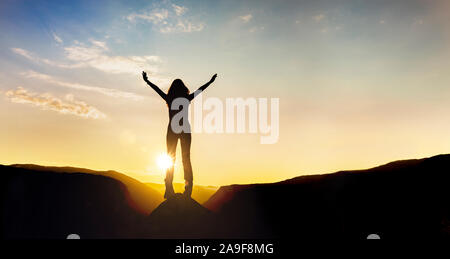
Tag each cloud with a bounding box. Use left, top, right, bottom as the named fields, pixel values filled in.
left=313, top=14, right=325, bottom=22
left=11, top=40, right=162, bottom=75
left=11, top=48, right=34, bottom=60
left=172, top=4, right=187, bottom=16
left=90, top=39, right=108, bottom=50
left=63, top=41, right=161, bottom=74
left=52, top=33, right=63, bottom=44
left=414, top=18, right=424, bottom=25
left=63, top=39, right=161, bottom=75
left=5, top=87, right=106, bottom=119
left=11, top=47, right=84, bottom=69
left=22, top=70, right=144, bottom=101
left=127, top=9, right=169, bottom=24
left=379, top=20, right=386, bottom=24
left=239, top=14, right=253, bottom=23
left=160, top=20, right=204, bottom=33
left=126, top=2, right=204, bottom=33
left=249, top=26, right=264, bottom=33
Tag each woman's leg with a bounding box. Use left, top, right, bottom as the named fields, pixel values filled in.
left=165, top=128, right=178, bottom=198
left=180, top=133, right=193, bottom=196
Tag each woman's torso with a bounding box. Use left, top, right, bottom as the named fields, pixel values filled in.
left=166, top=97, right=191, bottom=133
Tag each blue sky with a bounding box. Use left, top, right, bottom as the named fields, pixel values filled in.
left=1, top=0, right=446, bottom=87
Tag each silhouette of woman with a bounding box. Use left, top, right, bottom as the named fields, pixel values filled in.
left=142, top=71, right=217, bottom=198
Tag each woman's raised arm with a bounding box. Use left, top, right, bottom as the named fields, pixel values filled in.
left=142, top=71, right=167, bottom=101
left=188, top=74, right=217, bottom=101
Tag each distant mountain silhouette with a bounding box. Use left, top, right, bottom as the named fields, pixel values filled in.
left=11, top=164, right=163, bottom=214
left=2, top=154, right=449, bottom=239
left=0, top=165, right=143, bottom=238
left=146, top=182, right=218, bottom=204
left=205, top=154, right=450, bottom=239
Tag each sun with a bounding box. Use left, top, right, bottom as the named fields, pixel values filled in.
left=157, top=153, right=173, bottom=170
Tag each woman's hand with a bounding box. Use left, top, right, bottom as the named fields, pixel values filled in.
left=142, top=71, right=148, bottom=82
left=210, top=73, right=217, bottom=83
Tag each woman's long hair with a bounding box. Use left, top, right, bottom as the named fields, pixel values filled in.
left=167, top=79, right=189, bottom=102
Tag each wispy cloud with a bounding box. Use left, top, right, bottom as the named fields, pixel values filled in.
left=11, top=47, right=84, bottom=69
left=11, top=40, right=161, bottom=75
left=63, top=40, right=161, bottom=74
left=249, top=26, right=264, bottom=33
left=239, top=14, right=253, bottom=23
left=127, top=8, right=169, bottom=24
left=90, top=39, right=108, bottom=50
left=417, top=19, right=424, bottom=25
left=5, top=87, right=106, bottom=119
left=172, top=4, right=187, bottom=16
left=22, top=70, right=144, bottom=101
left=413, top=18, right=424, bottom=25
left=126, top=2, right=204, bottom=33
left=313, top=14, right=325, bottom=22
left=52, top=33, right=63, bottom=44
left=11, top=48, right=34, bottom=60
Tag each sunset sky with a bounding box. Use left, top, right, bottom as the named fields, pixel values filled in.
left=1, top=0, right=450, bottom=186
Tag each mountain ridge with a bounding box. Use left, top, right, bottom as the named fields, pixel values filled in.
left=9, top=164, right=163, bottom=214
left=2, top=153, right=449, bottom=239
left=204, top=153, right=450, bottom=239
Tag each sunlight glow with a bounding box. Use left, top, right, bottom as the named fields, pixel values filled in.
left=157, top=153, right=173, bottom=170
